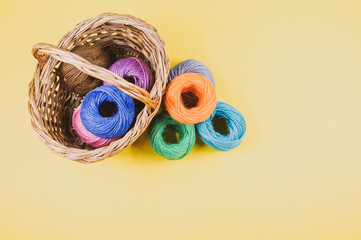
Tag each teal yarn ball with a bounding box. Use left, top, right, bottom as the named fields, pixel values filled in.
left=196, top=101, right=246, bottom=151
left=148, top=111, right=196, bottom=160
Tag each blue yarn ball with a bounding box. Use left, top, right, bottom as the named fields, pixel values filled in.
left=196, top=101, right=246, bottom=151
left=168, top=59, right=216, bottom=87
left=80, top=85, right=135, bottom=139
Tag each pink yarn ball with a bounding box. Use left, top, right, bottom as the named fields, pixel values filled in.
left=72, top=105, right=114, bottom=148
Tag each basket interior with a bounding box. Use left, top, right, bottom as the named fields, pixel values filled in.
left=43, top=24, right=155, bottom=149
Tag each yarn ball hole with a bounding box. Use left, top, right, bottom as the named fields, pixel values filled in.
left=181, top=91, right=199, bottom=109
left=163, top=126, right=180, bottom=144
left=98, top=101, right=118, bottom=117
left=122, top=75, right=136, bottom=84
left=212, top=116, right=229, bottom=136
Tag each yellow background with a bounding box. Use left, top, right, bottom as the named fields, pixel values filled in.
left=1, top=0, right=361, bottom=239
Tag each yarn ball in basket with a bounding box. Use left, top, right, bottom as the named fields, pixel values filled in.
left=168, top=59, right=215, bottom=87
left=59, top=45, right=112, bottom=95
left=80, top=85, right=135, bottom=139
left=197, top=101, right=246, bottom=151
left=72, top=105, right=114, bottom=148
left=148, top=111, right=196, bottom=160
left=104, top=57, right=154, bottom=91
left=165, top=72, right=217, bottom=125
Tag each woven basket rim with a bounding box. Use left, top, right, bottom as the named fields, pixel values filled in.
left=28, top=13, right=170, bottom=163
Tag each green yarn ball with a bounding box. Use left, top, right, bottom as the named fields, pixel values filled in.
left=148, top=111, right=196, bottom=160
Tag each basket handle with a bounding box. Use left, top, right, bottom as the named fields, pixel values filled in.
left=32, top=43, right=158, bottom=112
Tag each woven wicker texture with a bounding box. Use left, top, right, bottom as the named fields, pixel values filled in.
left=28, top=13, right=170, bottom=163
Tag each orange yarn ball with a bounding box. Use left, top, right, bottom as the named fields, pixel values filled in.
left=165, top=72, right=217, bottom=124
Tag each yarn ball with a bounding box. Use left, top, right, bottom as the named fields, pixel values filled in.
left=165, top=72, right=217, bottom=125
left=59, top=45, right=112, bottom=95
left=80, top=85, right=135, bottom=139
left=168, top=59, right=216, bottom=87
left=72, top=105, right=114, bottom=148
left=148, top=111, right=196, bottom=160
left=104, top=57, right=154, bottom=91
left=197, top=101, right=246, bottom=151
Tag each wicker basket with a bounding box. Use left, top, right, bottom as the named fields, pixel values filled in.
left=28, top=13, right=170, bottom=163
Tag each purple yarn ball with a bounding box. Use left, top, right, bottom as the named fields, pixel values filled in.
left=104, top=57, right=154, bottom=91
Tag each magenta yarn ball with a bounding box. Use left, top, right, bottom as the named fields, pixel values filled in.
left=72, top=105, right=115, bottom=148
left=104, top=57, right=154, bottom=91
